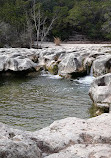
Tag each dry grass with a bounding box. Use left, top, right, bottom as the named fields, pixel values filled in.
left=54, top=37, right=61, bottom=46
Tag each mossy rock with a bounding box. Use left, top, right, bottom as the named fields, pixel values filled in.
left=89, top=104, right=109, bottom=117
left=48, top=64, right=58, bottom=75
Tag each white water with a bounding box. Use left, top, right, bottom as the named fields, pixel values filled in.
left=40, top=70, right=63, bottom=79
left=76, top=75, right=95, bottom=85
left=41, top=69, right=95, bottom=85
left=75, top=66, right=95, bottom=85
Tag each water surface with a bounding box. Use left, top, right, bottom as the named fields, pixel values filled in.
left=0, top=72, right=92, bottom=131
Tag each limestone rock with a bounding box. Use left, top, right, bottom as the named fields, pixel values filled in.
left=31, top=113, right=111, bottom=158
left=45, top=144, right=111, bottom=158
left=0, top=113, right=111, bottom=157
left=1, top=45, right=111, bottom=158
left=89, top=73, right=111, bottom=108
left=92, top=54, right=111, bottom=77
left=0, top=48, right=38, bottom=73
left=36, top=45, right=111, bottom=78
left=58, top=53, right=86, bottom=78
left=45, top=61, right=58, bottom=75
left=1, top=45, right=111, bottom=77
left=0, top=139, right=41, bottom=158
left=0, top=122, right=41, bottom=158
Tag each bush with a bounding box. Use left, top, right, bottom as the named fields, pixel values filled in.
left=54, top=37, right=61, bottom=46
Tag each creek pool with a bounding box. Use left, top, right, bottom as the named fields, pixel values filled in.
left=0, top=71, right=93, bottom=131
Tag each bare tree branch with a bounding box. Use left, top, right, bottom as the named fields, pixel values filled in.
left=31, top=0, right=58, bottom=48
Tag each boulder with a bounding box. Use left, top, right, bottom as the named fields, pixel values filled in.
left=31, top=113, right=111, bottom=158
left=4, top=57, right=37, bottom=72
left=1, top=113, right=111, bottom=158
left=37, top=48, right=66, bottom=75
left=45, top=144, right=111, bottom=158
left=1, top=112, right=111, bottom=158
left=89, top=73, right=111, bottom=109
left=0, top=122, right=41, bottom=158
left=92, top=54, right=111, bottom=77
left=36, top=47, right=101, bottom=78
left=1, top=45, right=111, bottom=78
left=45, top=61, right=58, bottom=75
left=0, top=48, right=38, bottom=73
left=58, top=53, right=87, bottom=78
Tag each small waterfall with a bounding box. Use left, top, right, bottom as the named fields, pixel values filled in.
left=90, top=65, right=93, bottom=76
left=77, top=65, right=95, bottom=85
left=40, top=70, right=62, bottom=79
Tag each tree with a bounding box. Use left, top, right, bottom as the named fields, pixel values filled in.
left=101, top=1, right=111, bottom=40
left=1, top=0, right=111, bottom=47
left=67, top=1, right=102, bottom=38
left=51, top=6, right=70, bottom=40
left=31, top=0, right=57, bottom=48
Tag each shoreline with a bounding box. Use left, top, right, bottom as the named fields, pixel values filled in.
left=39, top=42, right=111, bottom=48
left=0, top=45, right=111, bottom=157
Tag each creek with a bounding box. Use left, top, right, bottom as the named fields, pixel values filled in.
left=0, top=71, right=94, bottom=131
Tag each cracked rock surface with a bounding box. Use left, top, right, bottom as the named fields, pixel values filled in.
left=0, top=113, right=110, bottom=158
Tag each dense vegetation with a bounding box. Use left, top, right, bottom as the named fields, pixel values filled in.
left=0, top=0, right=111, bottom=47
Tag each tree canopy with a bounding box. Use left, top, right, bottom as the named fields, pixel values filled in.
left=0, top=0, right=111, bottom=47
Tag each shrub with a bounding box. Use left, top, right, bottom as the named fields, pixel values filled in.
left=54, top=37, right=61, bottom=46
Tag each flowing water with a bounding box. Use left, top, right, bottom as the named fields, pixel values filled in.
left=0, top=71, right=94, bottom=131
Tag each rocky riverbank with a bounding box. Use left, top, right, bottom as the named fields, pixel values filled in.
left=0, top=44, right=111, bottom=77
left=0, top=113, right=111, bottom=158
left=0, top=44, right=111, bottom=108
left=89, top=73, right=111, bottom=111
left=0, top=43, right=111, bottom=157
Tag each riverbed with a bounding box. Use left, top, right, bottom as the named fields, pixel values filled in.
left=0, top=71, right=93, bottom=131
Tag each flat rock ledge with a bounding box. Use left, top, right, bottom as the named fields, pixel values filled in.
left=0, top=48, right=38, bottom=73
left=1, top=44, right=111, bottom=77
left=0, top=113, right=111, bottom=158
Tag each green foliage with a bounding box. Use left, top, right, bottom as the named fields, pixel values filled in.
left=0, top=0, right=111, bottom=47
left=67, top=0, right=111, bottom=40
left=68, top=1, right=101, bottom=39
left=52, top=6, right=70, bottom=40
left=47, top=64, right=58, bottom=75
